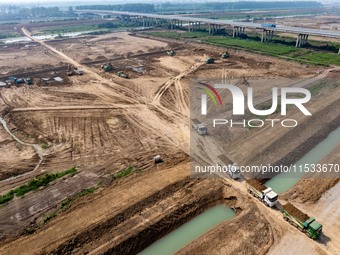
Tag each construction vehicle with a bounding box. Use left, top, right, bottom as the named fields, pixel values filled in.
left=191, top=119, right=207, bottom=135
left=261, top=23, right=276, bottom=28
left=24, top=77, right=32, bottom=85
left=281, top=202, right=322, bottom=239
left=7, top=76, right=32, bottom=85
left=15, top=78, right=24, bottom=84
left=246, top=179, right=278, bottom=207
left=66, top=64, right=84, bottom=76
left=101, top=62, right=113, bottom=72
left=205, top=57, right=215, bottom=64
left=8, top=76, right=17, bottom=82
left=116, top=71, right=129, bottom=78
left=167, top=50, right=176, bottom=56
left=220, top=51, right=230, bottom=59
left=216, top=155, right=241, bottom=179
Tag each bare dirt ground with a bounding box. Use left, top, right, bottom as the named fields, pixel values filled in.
left=0, top=27, right=339, bottom=255
left=0, top=124, right=38, bottom=181
left=48, top=32, right=168, bottom=63
left=0, top=43, right=64, bottom=75
left=274, top=15, right=340, bottom=30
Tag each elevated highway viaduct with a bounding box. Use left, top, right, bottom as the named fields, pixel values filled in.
left=76, top=10, right=340, bottom=52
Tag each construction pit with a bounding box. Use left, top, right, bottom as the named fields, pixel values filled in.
left=0, top=31, right=339, bottom=254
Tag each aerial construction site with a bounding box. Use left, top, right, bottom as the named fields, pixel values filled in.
left=0, top=1, right=339, bottom=255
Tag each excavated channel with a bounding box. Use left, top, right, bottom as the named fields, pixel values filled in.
left=138, top=205, right=235, bottom=255
left=266, top=127, right=340, bottom=193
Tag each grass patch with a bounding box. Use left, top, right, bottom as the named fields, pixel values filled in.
left=145, top=31, right=209, bottom=39
left=0, top=167, right=77, bottom=205
left=0, top=32, right=20, bottom=39
left=60, top=187, right=96, bottom=210
left=145, top=31, right=340, bottom=66
left=35, top=24, right=99, bottom=35
left=0, top=192, right=14, bottom=204
left=42, top=210, right=58, bottom=224
left=113, top=166, right=134, bottom=179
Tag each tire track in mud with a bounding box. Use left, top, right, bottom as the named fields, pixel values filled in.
left=0, top=115, right=45, bottom=183
left=152, top=62, right=203, bottom=107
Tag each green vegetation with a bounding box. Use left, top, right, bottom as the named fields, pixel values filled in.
left=146, top=31, right=209, bottom=39
left=36, top=24, right=99, bottom=35
left=113, top=166, right=135, bottom=179
left=84, top=30, right=114, bottom=36
left=42, top=210, right=58, bottom=224
left=0, top=192, right=14, bottom=205
left=17, top=7, right=73, bottom=19
left=0, top=167, right=77, bottom=205
left=145, top=31, right=340, bottom=66
left=76, top=1, right=321, bottom=13
left=0, top=33, right=20, bottom=39
left=60, top=187, right=96, bottom=210
left=42, top=187, right=96, bottom=224
left=35, top=20, right=140, bottom=37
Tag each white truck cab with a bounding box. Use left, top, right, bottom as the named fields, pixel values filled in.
left=262, top=187, right=278, bottom=207
left=229, top=163, right=241, bottom=179
left=196, top=124, right=208, bottom=135
left=192, top=119, right=208, bottom=135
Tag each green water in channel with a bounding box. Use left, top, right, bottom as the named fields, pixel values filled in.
left=138, top=205, right=235, bottom=255
left=265, top=127, right=340, bottom=193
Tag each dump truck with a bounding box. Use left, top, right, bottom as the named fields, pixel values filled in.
left=191, top=119, right=207, bottom=135
left=220, top=51, right=230, bottom=59
left=261, top=23, right=276, bottom=28
left=246, top=179, right=278, bottom=207
left=205, top=57, right=215, bottom=64
left=167, top=50, right=176, bottom=56
left=116, top=71, right=129, bottom=78
left=216, top=154, right=241, bottom=179
left=101, top=62, right=113, bottom=72
left=281, top=202, right=322, bottom=239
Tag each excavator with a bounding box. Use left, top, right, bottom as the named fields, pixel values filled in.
left=101, top=62, right=113, bottom=72
left=66, top=64, right=84, bottom=76
left=167, top=50, right=176, bottom=56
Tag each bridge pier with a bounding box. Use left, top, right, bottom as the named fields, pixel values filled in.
left=143, top=18, right=152, bottom=28
left=208, top=24, right=220, bottom=34
left=261, top=29, right=274, bottom=42
left=233, top=26, right=245, bottom=38
left=296, top=34, right=309, bottom=47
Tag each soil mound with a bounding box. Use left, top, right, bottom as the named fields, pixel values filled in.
left=283, top=202, right=309, bottom=222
